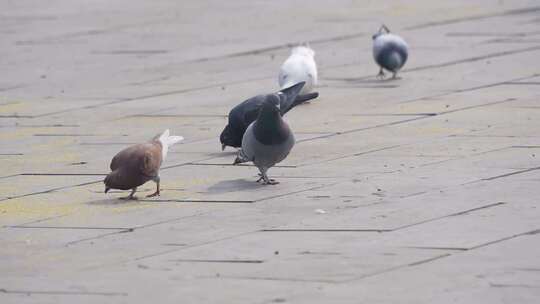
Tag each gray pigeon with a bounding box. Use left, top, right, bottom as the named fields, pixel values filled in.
left=372, top=25, right=408, bottom=79
left=104, top=129, right=184, bottom=199
left=233, top=96, right=295, bottom=185
left=220, top=81, right=317, bottom=150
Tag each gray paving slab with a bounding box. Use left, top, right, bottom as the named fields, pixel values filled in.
left=2, top=0, right=540, bottom=303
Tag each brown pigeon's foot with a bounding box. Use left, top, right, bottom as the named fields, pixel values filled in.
left=120, top=188, right=138, bottom=200
left=146, top=179, right=160, bottom=198
left=146, top=190, right=160, bottom=198
left=119, top=195, right=138, bottom=200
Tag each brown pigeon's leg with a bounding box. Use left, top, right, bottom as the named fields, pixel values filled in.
left=120, top=188, right=138, bottom=200
left=147, top=176, right=161, bottom=198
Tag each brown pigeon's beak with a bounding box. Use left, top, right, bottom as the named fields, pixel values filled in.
left=221, top=144, right=226, bottom=151
left=104, top=187, right=110, bottom=193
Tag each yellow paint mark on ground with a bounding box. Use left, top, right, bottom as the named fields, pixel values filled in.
left=0, top=101, right=28, bottom=114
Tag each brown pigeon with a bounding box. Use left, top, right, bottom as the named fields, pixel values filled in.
left=104, top=129, right=184, bottom=200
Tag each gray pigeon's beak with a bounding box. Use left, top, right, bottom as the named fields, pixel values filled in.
left=221, top=144, right=226, bottom=151
left=104, top=187, right=110, bottom=193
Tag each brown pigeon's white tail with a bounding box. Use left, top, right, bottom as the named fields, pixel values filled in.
left=158, top=129, right=184, bottom=160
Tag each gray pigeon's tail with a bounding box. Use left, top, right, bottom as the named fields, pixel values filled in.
left=384, top=52, right=403, bottom=72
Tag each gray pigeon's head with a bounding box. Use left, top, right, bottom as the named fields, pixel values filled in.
left=262, top=95, right=281, bottom=114
left=372, top=33, right=383, bottom=40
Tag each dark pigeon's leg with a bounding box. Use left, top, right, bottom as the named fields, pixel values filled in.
left=120, top=188, right=138, bottom=200
left=377, top=67, right=385, bottom=79
left=146, top=176, right=161, bottom=197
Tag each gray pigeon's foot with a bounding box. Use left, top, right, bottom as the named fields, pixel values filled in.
left=257, top=172, right=279, bottom=185
left=256, top=175, right=278, bottom=184
left=392, top=72, right=400, bottom=80
left=263, top=179, right=279, bottom=185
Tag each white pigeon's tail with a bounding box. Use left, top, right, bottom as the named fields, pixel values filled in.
left=158, top=129, right=184, bottom=160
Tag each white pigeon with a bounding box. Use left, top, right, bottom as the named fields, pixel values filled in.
left=278, top=45, right=318, bottom=95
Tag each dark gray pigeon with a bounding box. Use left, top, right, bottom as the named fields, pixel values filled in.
left=233, top=96, right=295, bottom=185
left=220, top=81, right=317, bottom=150
left=372, top=25, right=408, bottom=79
left=104, top=129, right=184, bottom=200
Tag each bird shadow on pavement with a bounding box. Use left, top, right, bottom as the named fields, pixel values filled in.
left=320, top=77, right=400, bottom=89
left=85, top=197, right=142, bottom=205
left=206, top=178, right=263, bottom=194
left=207, top=151, right=238, bottom=158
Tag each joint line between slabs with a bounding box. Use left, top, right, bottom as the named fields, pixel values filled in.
left=264, top=202, right=506, bottom=233
left=6, top=225, right=131, bottom=230
left=391, top=202, right=506, bottom=231
left=0, top=288, right=127, bottom=296
left=346, top=228, right=540, bottom=282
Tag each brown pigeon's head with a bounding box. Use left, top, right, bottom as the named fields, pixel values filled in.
left=104, top=172, right=121, bottom=193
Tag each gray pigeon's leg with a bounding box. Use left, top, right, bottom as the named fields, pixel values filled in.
left=256, top=167, right=267, bottom=182
left=257, top=168, right=279, bottom=185
left=120, top=187, right=138, bottom=200
left=392, top=71, right=398, bottom=79
left=147, top=176, right=161, bottom=198
left=377, top=67, right=385, bottom=79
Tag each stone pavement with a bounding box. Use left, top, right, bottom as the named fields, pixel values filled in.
left=1, top=0, right=540, bottom=303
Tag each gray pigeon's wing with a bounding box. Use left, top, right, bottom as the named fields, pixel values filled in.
left=239, top=123, right=257, bottom=162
